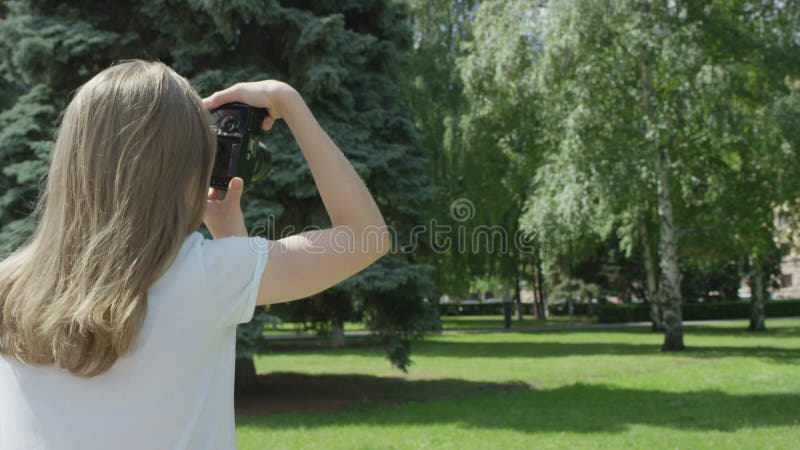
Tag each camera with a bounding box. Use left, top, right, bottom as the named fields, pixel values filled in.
left=209, top=102, right=271, bottom=190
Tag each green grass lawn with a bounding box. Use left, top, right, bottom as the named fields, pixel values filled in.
left=238, top=318, right=800, bottom=449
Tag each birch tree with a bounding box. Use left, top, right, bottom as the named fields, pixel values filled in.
left=533, top=0, right=736, bottom=349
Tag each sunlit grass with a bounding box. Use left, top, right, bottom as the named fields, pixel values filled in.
left=239, top=318, right=800, bottom=449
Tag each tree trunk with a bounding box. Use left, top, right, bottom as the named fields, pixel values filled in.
left=529, top=256, right=538, bottom=317
left=567, top=237, right=574, bottom=326
left=640, top=33, right=683, bottom=351
left=536, top=247, right=547, bottom=319
left=530, top=255, right=541, bottom=319
left=432, top=289, right=442, bottom=328
left=234, top=357, right=258, bottom=394
left=568, top=295, right=574, bottom=326
left=503, top=296, right=512, bottom=329
left=514, top=270, right=523, bottom=320
left=330, top=318, right=345, bottom=348
left=640, top=218, right=662, bottom=331
left=655, top=154, right=683, bottom=350
left=748, top=256, right=767, bottom=332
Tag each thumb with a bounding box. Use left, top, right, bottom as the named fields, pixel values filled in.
left=224, top=177, right=244, bottom=208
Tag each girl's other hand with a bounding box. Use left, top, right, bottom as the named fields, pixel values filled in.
left=203, top=177, right=247, bottom=239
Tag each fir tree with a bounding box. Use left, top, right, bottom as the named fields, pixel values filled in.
left=0, top=0, right=435, bottom=390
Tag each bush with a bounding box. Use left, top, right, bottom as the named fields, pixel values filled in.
left=595, top=299, right=800, bottom=323
left=547, top=302, right=591, bottom=316
left=439, top=302, right=535, bottom=316
left=595, top=304, right=652, bottom=323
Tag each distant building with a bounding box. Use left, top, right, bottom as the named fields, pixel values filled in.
left=772, top=206, right=800, bottom=299
left=740, top=206, right=800, bottom=299
left=775, top=256, right=800, bottom=299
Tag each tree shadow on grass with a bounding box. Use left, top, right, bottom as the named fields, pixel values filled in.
left=236, top=375, right=800, bottom=434
left=235, top=372, right=526, bottom=415
left=682, top=323, right=800, bottom=339
left=263, top=339, right=800, bottom=363
left=410, top=341, right=800, bottom=363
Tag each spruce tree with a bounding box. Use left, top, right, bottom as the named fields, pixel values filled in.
left=0, top=0, right=435, bottom=389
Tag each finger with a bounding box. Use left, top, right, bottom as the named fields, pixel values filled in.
left=202, top=84, right=242, bottom=110
left=261, top=115, right=274, bottom=131
left=224, top=177, right=244, bottom=207
left=207, top=187, right=220, bottom=201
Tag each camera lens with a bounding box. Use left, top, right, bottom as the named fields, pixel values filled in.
left=220, top=116, right=240, bottom=134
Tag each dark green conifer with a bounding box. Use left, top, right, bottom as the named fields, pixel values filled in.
left=0, top=0, right=435, bottom=388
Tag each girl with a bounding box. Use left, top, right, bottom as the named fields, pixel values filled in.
left=0, top=59, right=390, bottom=449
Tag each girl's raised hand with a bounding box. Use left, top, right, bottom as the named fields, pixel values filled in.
left=202, top=80, right=297, bottom=131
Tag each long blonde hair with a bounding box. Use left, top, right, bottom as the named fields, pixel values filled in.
left=0, top=60, right=215, bottom=376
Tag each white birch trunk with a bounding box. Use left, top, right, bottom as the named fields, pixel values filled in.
left=330, top=319, right=345, bottom=348
left=655, top=147, right=684, bottom=350
left=640, top=218, right=662, bottom=331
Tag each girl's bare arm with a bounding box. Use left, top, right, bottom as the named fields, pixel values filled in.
left=203, top=81, right=391, bottom=305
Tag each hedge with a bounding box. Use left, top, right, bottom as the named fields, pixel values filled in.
left=439, top=303, right=535, bottom=316
left=594, top=299, right=800, bottom=323
left=547, top=302, right=591, bottom=316
left=437, top=299, right=800, bottom=321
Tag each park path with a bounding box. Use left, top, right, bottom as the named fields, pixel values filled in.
left=263, top=317, right=799, bottom=341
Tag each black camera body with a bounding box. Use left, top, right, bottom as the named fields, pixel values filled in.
left=209, top=102, right=271, bottom=190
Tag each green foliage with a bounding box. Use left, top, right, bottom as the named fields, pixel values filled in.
left=0, top=81, right=58, bottom=252
left=402, top=0, right=800, bottom=325
left=520, top=0, right=800, bottom=325
left=548, top=278, right=600, bottom=304
left=403, top=0, right=545, bottom=302
left=356, top=258, right=441, bottom=370
left=236, top=309, right=277, bottom=360
left=455, top=0, right=540, bottom=285
left=0, top=0, right=433, bottom=370
left=401, top=0, right=478, bottom=297
left=8, top=0, right=799, bottom=363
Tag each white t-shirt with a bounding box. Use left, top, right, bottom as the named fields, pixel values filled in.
left=0, top=231, right=270, bottom=450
